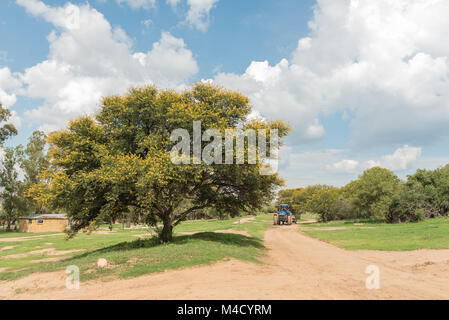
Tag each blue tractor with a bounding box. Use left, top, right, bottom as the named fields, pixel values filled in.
left=273, top=204, right=296, bottom=225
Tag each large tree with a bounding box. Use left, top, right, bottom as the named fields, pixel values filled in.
left=31, top=83, right=290, bottom=242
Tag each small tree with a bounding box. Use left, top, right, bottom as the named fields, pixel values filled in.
left=21, top=131, right=49, bottom=215
left=307, top=186, right=341, bottom=222
left=351, top=167, right=400, bottom=221
left=387, top=182, right=439, bottom=223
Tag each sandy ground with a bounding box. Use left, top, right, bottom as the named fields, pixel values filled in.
left=2, top=225, right=449, bottom=299
left=3, top=248, right=85, bottom=259
left=233, top=217, right=256, bottom=224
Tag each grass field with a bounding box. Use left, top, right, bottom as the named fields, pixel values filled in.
left=301, top=216, right=449, bottom=251
left=0, top=214, right=273, bottom=281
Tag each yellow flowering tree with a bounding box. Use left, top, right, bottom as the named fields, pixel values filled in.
left=30, top=83, right=290, bottom=242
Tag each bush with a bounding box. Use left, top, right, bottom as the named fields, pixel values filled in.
left=414, top=209, right=425, bottom=222
left=349, top=167, right=400, bottom=221
left=386, top=184, right=439, bottom=223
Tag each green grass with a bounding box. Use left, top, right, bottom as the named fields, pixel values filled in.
left=301, top=216, right=449, bottom=251
left=0, top=230, right=61, bottom=237
left=297, top=213, right=319, bottom=221
left=0, top=214, right=272, bottom=282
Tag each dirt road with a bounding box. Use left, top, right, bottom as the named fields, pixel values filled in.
left=2, top=225, right=449, bottom=299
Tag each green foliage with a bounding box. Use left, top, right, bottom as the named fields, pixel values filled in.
left=350, top=167, right=400, bottom=221
left=280, top=164, right=449, bottom=225
left=307, top=186, right=341, bottom=222
left=0, top=147, right=27, bottom=230
left=279, top=167, right=401, bottom=223
left=385, top=166, right=449, bottom=223
left=0, top=103, right=17, bottom=146
left=278, top=185, right=351, bottom=222
left=21, top=131, right=49, bottom=215
left=31, top=83, right=290, bottom=243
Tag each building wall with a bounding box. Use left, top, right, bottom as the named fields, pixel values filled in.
left=18, top=218, right=68, bottom=233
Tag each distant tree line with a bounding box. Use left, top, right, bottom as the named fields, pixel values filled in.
left=278, top=166, right=449, bottom=223
left=0, top=104, right=50, bottom=230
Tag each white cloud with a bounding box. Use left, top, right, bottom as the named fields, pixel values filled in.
left=214, top=0, right=449, bottom=148
left=215, top=59, right=328, bottom=143
left=15, top=0, right=198, bottom=132
left=185, top=0, right=218, bottom=32
left=0, top=67, right=22, bottom=129
left=328, top=159, right=360, bottom=174
left=370, top=145, right=422, bottom=171
left=327, top=145, right=422, bottom=174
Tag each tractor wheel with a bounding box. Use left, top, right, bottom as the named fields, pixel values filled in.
left=273, top=214, right=278, bottom=225
left=288, top=215, right=293, bottom=225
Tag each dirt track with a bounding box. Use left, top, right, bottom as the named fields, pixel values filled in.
left=2, top=225, right=449, bottom=300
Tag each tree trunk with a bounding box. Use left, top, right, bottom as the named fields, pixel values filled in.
left=160, top=217, right=173, bottom=243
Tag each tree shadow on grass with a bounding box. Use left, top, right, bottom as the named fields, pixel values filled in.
left=175, top=232, right=265, bottom=249
left=65, top=232, right=264, bottom=261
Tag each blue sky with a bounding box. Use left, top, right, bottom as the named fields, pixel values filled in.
left=1, top=0, right=449, bottom=188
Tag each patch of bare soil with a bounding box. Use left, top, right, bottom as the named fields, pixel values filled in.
left=0, top=234, right=64, bottom=243
left=298, top=219, right=318, bottom=224
left=3, top=248, right=85, bottom=259
left=30, top=257, right=66, bottom=263
left=92, top=231, right=116, bottom=235
left=0, top=268, right=8, bottom=273
left=4, top=226, right=449, bottom=299
left=233, top=217, right=256, bottom=225
left=134, top=232, right=156, bottom=238
left=0, top=246, right=15, bottom=252
left=310, top=227, right=348, bottom=231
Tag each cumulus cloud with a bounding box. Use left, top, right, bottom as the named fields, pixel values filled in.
left=185, top=0, right=218, bottom=32
left=215, top=59, right=327, bottom=143
left=0, top=67, right=20, bottom=108
left=15, top=0, right=198, bottom=132
left=214, top=0, right=449, bottom=148
left=0, top=67, right=22, bottom=129
left=327, top=145, right=422, bottom=174
left=328, top=159, right=360, bottom=174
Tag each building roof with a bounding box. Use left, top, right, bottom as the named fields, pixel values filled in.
left=20, top=214, right=67, bottom=220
